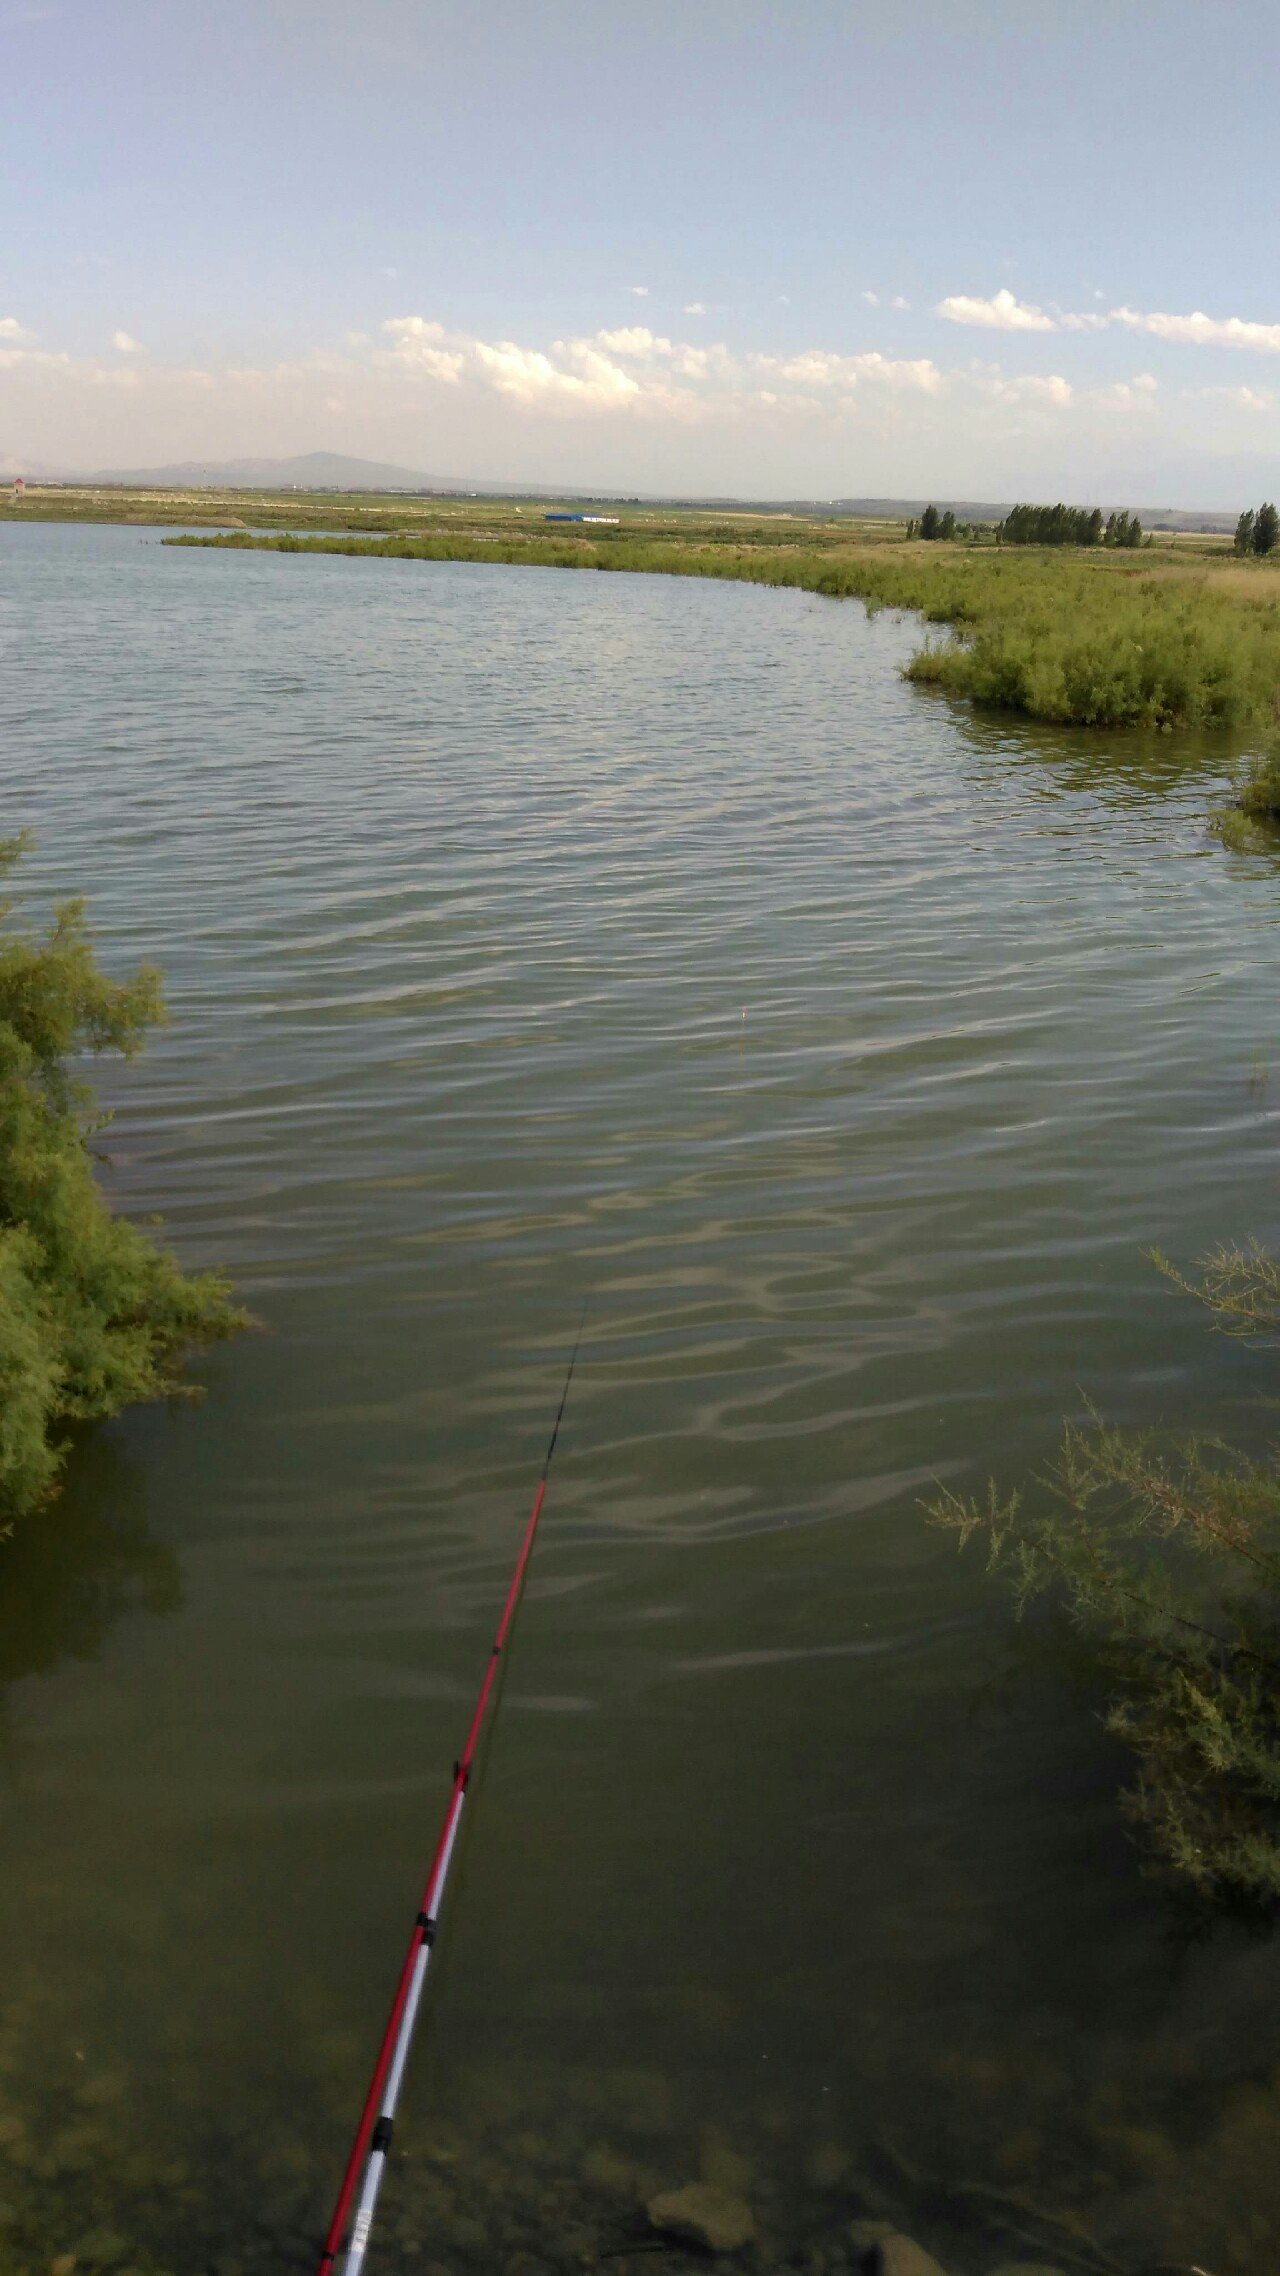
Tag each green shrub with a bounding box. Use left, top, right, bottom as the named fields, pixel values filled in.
left=0, top=836, right=244, bottom=1534
left=1236, top=751, right=1280, bottom=816
left=928, top=1246, right=1280, bottom=1904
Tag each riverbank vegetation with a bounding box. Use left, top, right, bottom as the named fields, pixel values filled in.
left=1234, top=750, right=1280, bottom=816
left=0, top=837, right=243, bottom=1535
left=169, top=523, right=1280, bottom=734
left=930, top=1247, right=1280, bottom=1904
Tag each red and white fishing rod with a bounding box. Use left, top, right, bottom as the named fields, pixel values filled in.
left=317, top=1318, right=586, bottom=2276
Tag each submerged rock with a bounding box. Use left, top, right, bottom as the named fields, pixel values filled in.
left=865, top=2240, right=950, bottom=2276
left=984, top=2265, right=1070, bottom=2275
left=806, top=2142, right=850, bottom=2189
left=580, top=2142, right=646, bottom=2197
left=647, top=2180, right=757, bottom=2252
left=70, top=2229, right=131, bottom=2270
left=698, top=2126, right=752, bottom=2197
left=848, top=2219, right=897, bottom=2254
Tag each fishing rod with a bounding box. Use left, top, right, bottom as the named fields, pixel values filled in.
left=317, top=1317, right=586, bottom=2276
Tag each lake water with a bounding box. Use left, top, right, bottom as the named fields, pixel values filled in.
left=3, top=523, right=1280, bottom=2275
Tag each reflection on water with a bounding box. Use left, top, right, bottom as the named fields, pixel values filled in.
left=1215, top=806, right=1280, bottom=860
left=3, top=527, right=1280, bottom=2270
left=950, top=695, right=1244, bottom=806
left=0, top=1432, right=179, bottom=1701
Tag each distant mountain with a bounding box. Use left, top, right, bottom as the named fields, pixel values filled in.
left=67, top=451, right=491, bottom=492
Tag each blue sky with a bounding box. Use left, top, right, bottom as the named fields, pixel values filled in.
left=3, top=0, right=1279, bottom=502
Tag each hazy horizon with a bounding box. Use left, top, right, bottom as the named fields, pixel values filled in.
left=0, top=450, right=1241, bottom=522
left=5, top=0, right=1280, bottom=510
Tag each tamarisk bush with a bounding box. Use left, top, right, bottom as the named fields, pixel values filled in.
left=0, top=835, right=243, bottom=1534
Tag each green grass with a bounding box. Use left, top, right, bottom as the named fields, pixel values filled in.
left=167, top=527, right=1280, bottom=733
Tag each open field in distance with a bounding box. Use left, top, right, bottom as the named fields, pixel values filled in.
left=1, top=483, right=924, bottom=540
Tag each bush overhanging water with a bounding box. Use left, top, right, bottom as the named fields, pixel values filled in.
left=0, top=835, right=244, bottom=1535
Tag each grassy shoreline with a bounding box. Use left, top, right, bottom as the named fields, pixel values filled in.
left=163, top=524, right=1280, bottom=735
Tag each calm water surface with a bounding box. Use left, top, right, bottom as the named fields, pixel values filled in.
left=3, top=524, right=1280, bottom=2273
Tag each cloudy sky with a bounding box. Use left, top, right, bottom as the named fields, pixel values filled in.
left=4, top=0, right=1279, bottom=503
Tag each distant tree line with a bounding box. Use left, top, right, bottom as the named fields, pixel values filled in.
left=996, top=503, right=1144, bottom=548
left=1234, top=504, right=1280, bottom=556
left=906, top=506, right=995, bottom=541
left=906, top=505, right=957, bottom=541
left=904, top=502, right=1147, bottom=547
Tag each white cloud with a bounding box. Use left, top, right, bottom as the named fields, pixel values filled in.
left=679, top=342, right=741, bottom=381
left=683, top=302, right=706, bottom=316
left=1095, top=373, right=1159, bottom=411
left=1021, top=374, right=1074, bottom=404
left=937, top=288, right=1057, bottom=332
left=1111, top=305, right=1280, bottom=352
left=891, top=296, right=910, bottom=311
left=0, top=345, right=68, bottom=371
left=939, top=289, right=1280, bottom=354
left=112, top=330, right=143, bottom=354
left=627, top=284, right=649, bottom=298
left=862, top=290, right=880, bottom=307
left=767, top=347, right=943, bottom=395
left=968, top=368, right=1162, bottom=417
left=383, top=315, right=670, bottom=410
left=980, top=372, right=1074, bottom=406
left=474, top=337, right=641, bottom=407
left=0, top=316, right=34, bottom=343
left=1192, top=382, right=1276, bottom=411
left=385, top=316, right=445, bottom=342
left=382, top=316, right=466, bottom=383
left=590, top=326, right=673, bottom=359
left=373, top=315, right=956, bottom=419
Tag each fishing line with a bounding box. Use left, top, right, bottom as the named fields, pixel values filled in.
left=317, top=1310, right=587, bottom=2276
